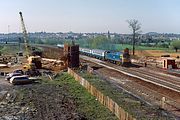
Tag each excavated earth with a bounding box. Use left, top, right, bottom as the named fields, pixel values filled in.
left=0, top=80, right=86, bottom=120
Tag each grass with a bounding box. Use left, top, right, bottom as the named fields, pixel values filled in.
left=78, top=70, right=176, bottom=120
left=0, top=44, right=19, bottom=54
left=111, top=44, right=167, bottom=51
left=42, top=73, right=118, bottom=120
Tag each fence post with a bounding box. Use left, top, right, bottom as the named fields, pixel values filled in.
left=114, top=103, right=120, bottom=119
left=161, top=97, right=166, bottom=109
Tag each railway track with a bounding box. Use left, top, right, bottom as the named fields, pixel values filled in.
left=129, top=67, right=180, bottom=85
left=80, top=55, right=180, bottom=93
left=120, top=68, right=180, bottom=93
left=80, top=55, right=180, bottom=117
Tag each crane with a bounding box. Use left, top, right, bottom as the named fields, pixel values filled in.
left=19, top=12, right=42, bottom=70
left=19, top=12, right=29, bottom=57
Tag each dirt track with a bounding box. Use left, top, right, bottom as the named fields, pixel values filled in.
left=0, top=77, right=11, bottom=92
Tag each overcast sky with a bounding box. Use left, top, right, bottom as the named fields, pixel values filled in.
left=0, top=0, right=180, bottom=34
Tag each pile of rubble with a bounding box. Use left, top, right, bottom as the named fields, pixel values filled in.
left=0, top=90, right=35, bottom=120
left=42, top=58, right=67, bottom=71
left=0, top=55, right=17, bottom=64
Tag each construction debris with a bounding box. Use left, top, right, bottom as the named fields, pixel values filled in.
left=0, top=64, right=8, bottom=68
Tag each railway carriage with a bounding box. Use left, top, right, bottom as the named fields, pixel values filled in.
left=57, top=44, right=64, bottom=48
left=80, top=48, right=92, bottom=56
left=79, top=47, right=83, bottom=53
left=91, top=49, right=108, bottom=60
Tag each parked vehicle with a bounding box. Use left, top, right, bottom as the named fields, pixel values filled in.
left=5, top=73, right=22, bottom=81
left=13, top=69, right=24, bottom=75
left=9, top=75, right=31, bottom=85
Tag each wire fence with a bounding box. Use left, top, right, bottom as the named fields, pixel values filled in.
left=68, top=68, right=136, bottom=120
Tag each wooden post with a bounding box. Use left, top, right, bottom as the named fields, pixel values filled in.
left=161, top=97, right=166, bottom=109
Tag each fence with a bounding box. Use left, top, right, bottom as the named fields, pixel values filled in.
left=68, top=68, right=136, bottom=120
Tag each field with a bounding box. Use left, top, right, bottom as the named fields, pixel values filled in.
left=134, top=50, right=180, bottom=57
left=111, top=44, right=167, bottom=51
left=110, top=44, right=180, bottom=57
left=0, top=44, right=20, bottom=55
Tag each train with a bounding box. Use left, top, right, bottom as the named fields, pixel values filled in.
left=57, top=44, right=131, bottom=66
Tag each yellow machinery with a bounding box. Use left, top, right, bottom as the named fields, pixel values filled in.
left=19, top=12, right=42, bottom=70
left=27, top=56, right=42, bottom=69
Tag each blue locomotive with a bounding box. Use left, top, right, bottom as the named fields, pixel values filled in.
left=57, top=44, right=131, bottom=66
left=105, top=51, right=123, bottom=65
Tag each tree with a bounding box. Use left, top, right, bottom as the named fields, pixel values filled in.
left=171, top=40, right=180, bottom=52
left=89, top=36, right=111, bottom=49
left=127, top=19, right=141, bottom=55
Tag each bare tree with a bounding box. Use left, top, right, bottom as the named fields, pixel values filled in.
left=127, top=19, right=141, bottom=55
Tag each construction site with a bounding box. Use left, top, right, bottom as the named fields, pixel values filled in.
left=0, top=12, right=180, bottom=120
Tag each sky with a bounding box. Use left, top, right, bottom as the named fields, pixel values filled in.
left=0, top=0, right=180, bottom=34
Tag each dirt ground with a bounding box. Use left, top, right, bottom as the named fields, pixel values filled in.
left=0, top=81, right=86, bottom=120
left=0, top=76, right=11, bottom=88
left=131, top=50, right=180, bottom=69
left=0, top=73, right=117, bottom=120
left=135, top=50, right=180, bottom=57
